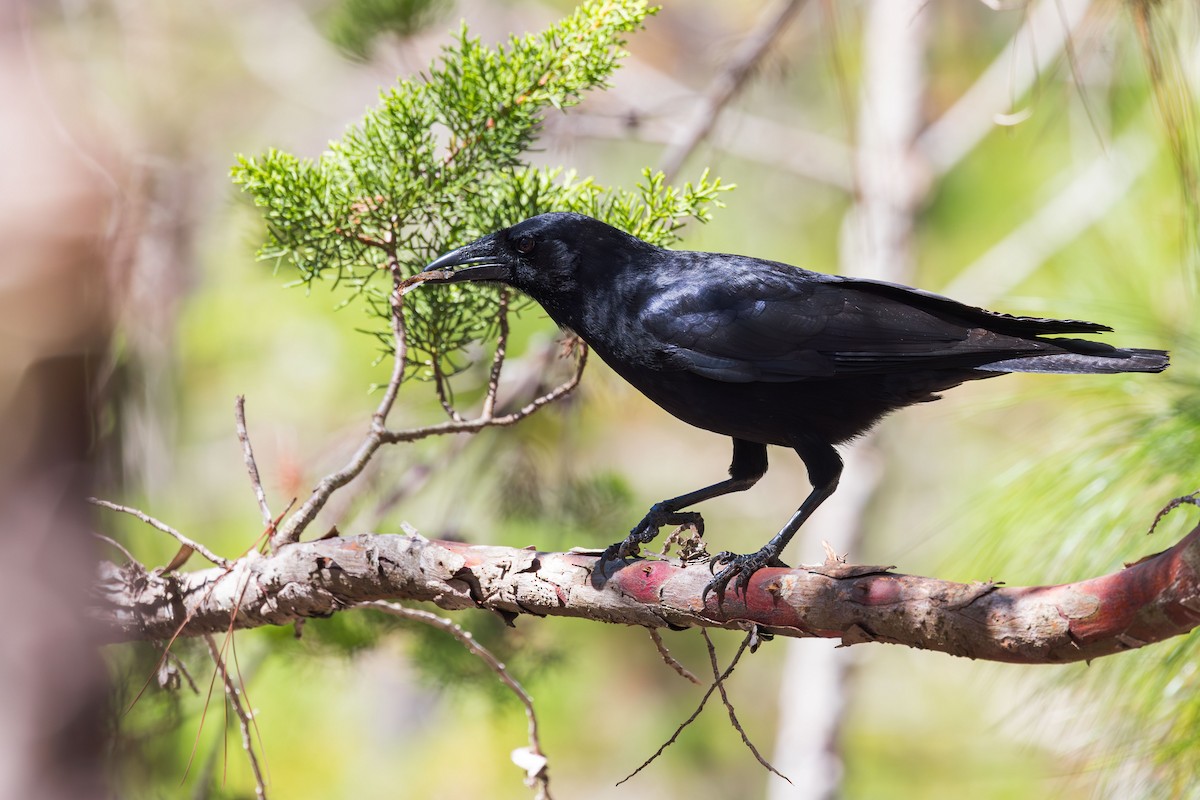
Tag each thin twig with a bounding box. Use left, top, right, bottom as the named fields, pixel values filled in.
left=165, top=648, right=200, bottom=695
left=203, top=635, right=268, bottom=800
left=647, top=628, right=701, bottom=684
left=432, top=356, right=466, bottom=422
left=89, top=498, right=231, bottom=569
left=375, top=268, right=410, bottom=427
left=275, top=268, right=410, bottom=546
left=383, top=345, right=587, bottom=444
left=364, top=601, right=551, bottom=799
left=92, top=531, right=139, bottom=565
left=222, top=570, right=271, bottom=775
left=702, top=630, right=790, bottom=783
left=1148, top=490, right=1200, bottom=536
left=481, top=288, right=511, bottom=420
left=659, top=0, right=808, bottom=182
left=235, top=396, right=274, bottom=531
left=334, top=227, right=390, bottom=251
left=617, top=628, right=752, bottom=786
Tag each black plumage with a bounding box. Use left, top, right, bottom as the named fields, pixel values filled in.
left=422, top=212, right=1168, bottom=599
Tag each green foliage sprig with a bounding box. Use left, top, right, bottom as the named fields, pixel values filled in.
left=232, top=0, right=729, bottom=376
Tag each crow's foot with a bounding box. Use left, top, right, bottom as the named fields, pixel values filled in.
left=703, top=546, right=787, bottom=604
left=600, top=506, right=705, bottom=564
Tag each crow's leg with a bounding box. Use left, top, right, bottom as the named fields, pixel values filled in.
left=705, top=439, right=843, bottom=603
left=601, top=439, right=768, bottom=563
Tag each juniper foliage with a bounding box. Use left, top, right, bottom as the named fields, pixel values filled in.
left=232, top=0, right=728, bottom=378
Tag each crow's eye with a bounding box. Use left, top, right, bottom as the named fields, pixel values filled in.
left=515, top=235, right=536, bottom=255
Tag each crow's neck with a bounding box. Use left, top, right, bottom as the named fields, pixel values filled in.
left=540, top=269, right=661, bottom=370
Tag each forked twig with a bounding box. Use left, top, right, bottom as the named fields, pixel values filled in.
left=702, top=630, right=790, bottom=783
left=382, top=345, right=587, bottom=444
left=364, top=601, right=551, bottom=799
left=277, top=269, right=585, bottom=547
left=617, top=629, right=753, bottom=785
left=275, top=269, right=410, bottom=546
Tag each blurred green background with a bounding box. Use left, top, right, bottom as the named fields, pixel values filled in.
left=30, top=0, right=1199, bottom=797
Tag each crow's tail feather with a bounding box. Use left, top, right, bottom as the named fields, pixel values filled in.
left=980, top=344, right=1169, bottom=375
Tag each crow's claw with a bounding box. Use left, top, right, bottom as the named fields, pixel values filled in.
left=599, top=507, right=705, bottom=565
left=701, top=547, right=785, bottom=604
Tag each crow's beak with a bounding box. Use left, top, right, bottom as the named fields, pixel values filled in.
left=422, top=234, right=512, bottom=284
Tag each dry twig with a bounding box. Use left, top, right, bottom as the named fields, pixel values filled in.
left=92, top=531, right=139, bottom=565
left=273, top=268, right=410, bottom=546
left=702, top=629, right=790, bottom=783
left=203, top=635, right=268, bottom=800
left=235, top=395, right=274, bottom=532
left=647, top=628, right=701, bottom=685
left=89, top=498, right=231, bottom=569
left=481, top=287, right=511, bottom=420
left=618, top=628, right=754, bottom=785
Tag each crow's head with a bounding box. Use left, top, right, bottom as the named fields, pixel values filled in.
left=421, top=213, right=652, bottom=311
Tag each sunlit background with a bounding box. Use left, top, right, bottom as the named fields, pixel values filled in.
left=4, top=0, right=1199, bottom=797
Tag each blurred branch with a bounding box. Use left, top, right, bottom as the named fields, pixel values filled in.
left=92, top=516, right=1200, bottom=664
left=560, top=109, right=854, bottom=189
left=658, top=0, right=808, bottom=182
left=918, top=0, right=1093, bottom=176
left=942, top=124, right=1156, bottom=302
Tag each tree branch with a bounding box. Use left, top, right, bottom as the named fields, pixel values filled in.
left=941, top=122, right=1156, bottom=303
left=917, top=0, right=1093, bottom=176
left=658, top=0, right=808, bottom=182
left=91, top=520, right=1200, bottom=664
left=272, top=270, right=410, bottom=547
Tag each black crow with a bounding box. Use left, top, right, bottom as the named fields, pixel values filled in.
left=421, top=212, right=1168, bottom=600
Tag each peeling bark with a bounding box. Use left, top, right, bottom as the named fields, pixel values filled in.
left=91, top=523, right=1200, bottom=664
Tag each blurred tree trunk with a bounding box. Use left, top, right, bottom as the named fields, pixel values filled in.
left=770, top=2, right=930, bottom=796
left=0, top=6, right=119, bottom=797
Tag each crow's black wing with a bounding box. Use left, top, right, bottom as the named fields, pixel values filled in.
left=639, top=259, right=1104, bottom=383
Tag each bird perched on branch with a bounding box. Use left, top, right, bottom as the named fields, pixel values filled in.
left=421, top=212, right=1169, bottom=601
